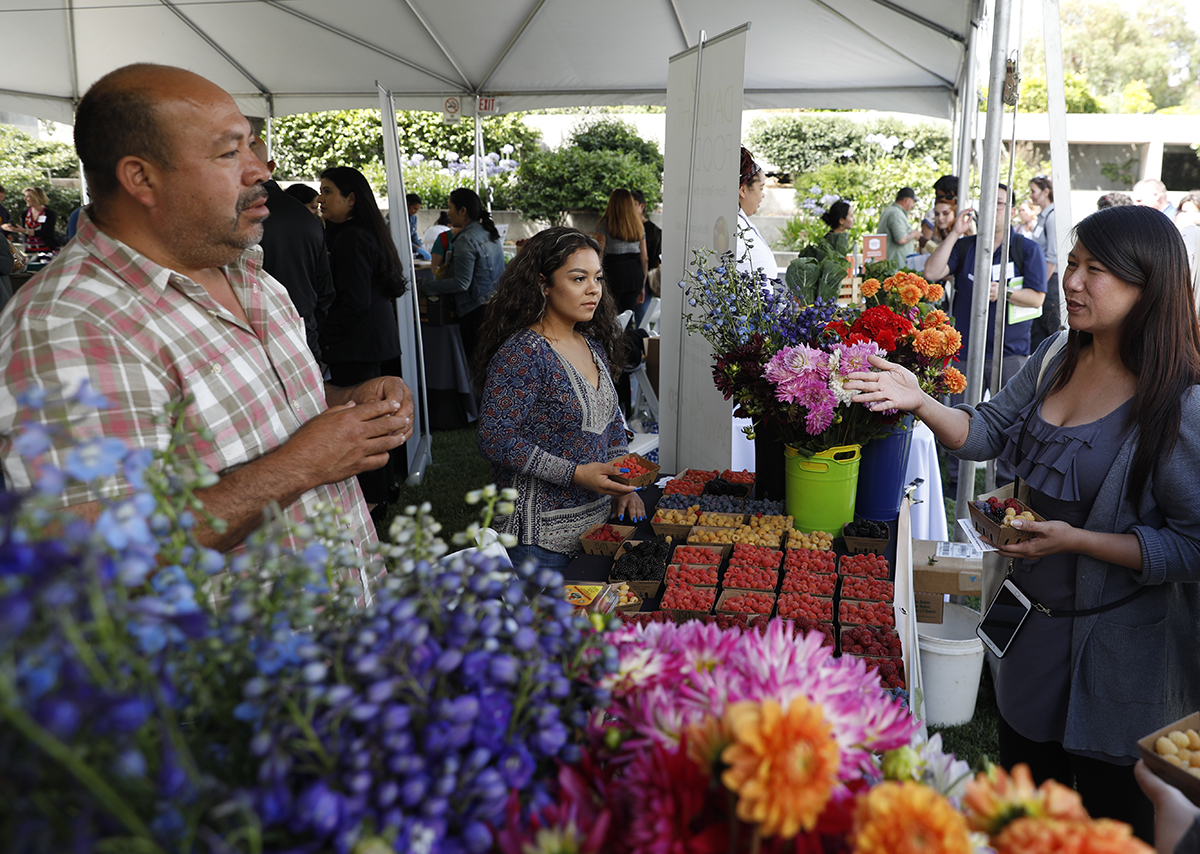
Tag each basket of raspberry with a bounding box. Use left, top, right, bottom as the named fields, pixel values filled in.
left=652, top=506, right=699, bottom=539
left=660, top=581, right=716, bottom=621
left=842, top=519, right=890, bottom=554
left=720, top=565, right=778, bottom=592
left=729, top=543, right=783, bottom=572
left=969, top=494, right=1045, bottom=546
left=783, top=547, right=836, bottom=575
left=785, top=614, right=838, bottom=649
left=611, top=452, right=660, bottom=487
left=862, top=656, right=906, bottom=690
left=838, top=553, right=891, bottom=580
left=579, top=522, right=635, bottom=556
left=777, top=592, right=833, bottom=622
left=671, top=544, right=729, bottom=565
left=780, top=569, right=837, bottom=596
left=840, top=624, right=903, bottom=659
left=840, top=575, right=895, bottom=602
left=666, top=563, right=719, bottom=587
left=838, top=599, right=896, bottom=629
left=716, top=589, right=776, bottom=616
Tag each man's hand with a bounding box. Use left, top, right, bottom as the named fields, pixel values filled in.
left=989, top=280, right=1000, bottom=302
left=327, top=376, right=415, bottom=445
left=280, top=399, right=410, bottom=491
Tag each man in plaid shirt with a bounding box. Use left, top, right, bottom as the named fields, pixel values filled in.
left=0, top=64, right=414, bottom=552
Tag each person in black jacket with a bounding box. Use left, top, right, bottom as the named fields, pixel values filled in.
left=317, top=166, right=408, bottom=516
left=249, top=134, right=334, bottom=364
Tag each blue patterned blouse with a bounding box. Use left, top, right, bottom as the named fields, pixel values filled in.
left=478, top=329, right=627, bottom=555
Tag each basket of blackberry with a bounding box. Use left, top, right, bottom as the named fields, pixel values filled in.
left=702, top=477, right=751, bottom=499
left=843, top=520, right=889, bottom=554
left=609, top=535, right=671, bottom=598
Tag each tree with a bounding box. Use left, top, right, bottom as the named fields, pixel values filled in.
left=1117, top=80, right=1156, bottom=114
left=567, top=117, right=664, bottom=183
left=509, top=148, right=661, bottom=226
left=1017, top=72, right=1102, bottom=113
left=1023, top=0, right=1200, bottom=111
left=0, top=125, right=81, bottom=233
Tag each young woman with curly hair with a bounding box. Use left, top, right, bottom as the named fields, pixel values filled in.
left=475, top=227, right=643, bottom=570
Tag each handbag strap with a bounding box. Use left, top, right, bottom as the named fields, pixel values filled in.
left=1006, top=573, right=1150, bottom=618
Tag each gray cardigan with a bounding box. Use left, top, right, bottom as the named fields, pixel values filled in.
left=953, top=331, right=1200, bottom=761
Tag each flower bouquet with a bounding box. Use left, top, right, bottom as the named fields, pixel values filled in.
left=497, top=617, right=1153, bottom=854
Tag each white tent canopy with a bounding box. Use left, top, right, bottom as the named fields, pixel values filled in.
left=3, top=0, right=978, bottom=123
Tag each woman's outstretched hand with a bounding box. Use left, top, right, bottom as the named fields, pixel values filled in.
left=573, top=461, right=639, bottom=497
left=843, top=355, right=926, bottom=414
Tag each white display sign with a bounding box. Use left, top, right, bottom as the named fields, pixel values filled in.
left=658, top=24, right=748, bottom=472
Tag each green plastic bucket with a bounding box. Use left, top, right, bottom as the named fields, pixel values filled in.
left=784, top=444, right=862, bottom=535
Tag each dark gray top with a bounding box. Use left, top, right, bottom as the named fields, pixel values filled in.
left=995, top=392, right=1132, bottom=746
left=952, top=331, right=1200, bottom=761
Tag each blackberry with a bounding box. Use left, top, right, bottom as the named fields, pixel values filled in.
left=844, top=520, right=889, bottom=539
left=702, top=477, right=751, bottom=498
left=610, top=535, right=670, bottom=582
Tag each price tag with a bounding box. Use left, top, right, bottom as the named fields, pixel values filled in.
left=957, top=518, right=997, bottom=552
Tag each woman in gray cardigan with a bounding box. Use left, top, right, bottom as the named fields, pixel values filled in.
left=847, top=204, right=1200, bottom=842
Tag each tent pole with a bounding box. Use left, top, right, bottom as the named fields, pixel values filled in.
left=1042, top=0, right=1071, bottom=330
left=955, top=16, right=979, bottom=201
left=474, top=112, right=482, bottom=197
left=673, top=29, right=708, bottom=464
left=954, top=0, right=1014, bottom=532
left=377, top=81, right=432, bottom=486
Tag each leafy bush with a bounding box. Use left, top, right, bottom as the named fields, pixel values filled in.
left=567, top=117, right=664, bottom=182
left=0, top=125, right=81, bottom=237
left=271, top=109, right=540, bottom=191
left=397, top=155, right=521, bottom=211
left=744, top=113, right=950, bottom=184
left=509, top=148, right=661, bottom=226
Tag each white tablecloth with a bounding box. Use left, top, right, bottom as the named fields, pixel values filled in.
left=903, top=421, right=948, bottom=541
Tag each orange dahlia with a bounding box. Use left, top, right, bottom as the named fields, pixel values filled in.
left=923, top=281, right=945, bottom=302
left=922, top=309, right=950, bottom=329
left=993, top=816, right=1153, bottom=854
left=897, top=280, right=925, bottom=307
left=943, top=367, right=967, bottom=395
left=852, top=780, right=972, bottom=854
left=719, top=697, right=840, bottom=838
left=861, top=278, right=882, bottom=298
left=964, top=763, right=1088, bottom=835
left=684, top=715, right=730, bottom=771
left=912, top=328, right=947, bottom=358
left=941, top=326, right=963, bottom=358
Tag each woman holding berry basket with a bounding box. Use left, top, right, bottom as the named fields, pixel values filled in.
left=845, top=204, right=1200, bottom=842
left=475, top=227, right=645, bottom=572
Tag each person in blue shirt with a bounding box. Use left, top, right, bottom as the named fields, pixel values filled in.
left=925, top=182, right=1046, bottom=490
left=406, top=193, right=431, bottom=261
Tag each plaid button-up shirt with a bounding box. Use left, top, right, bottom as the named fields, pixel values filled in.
left=0, top=208, right=375, bottom=554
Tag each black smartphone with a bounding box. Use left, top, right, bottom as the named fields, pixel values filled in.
left=976, top=578, right=1033, bottom=658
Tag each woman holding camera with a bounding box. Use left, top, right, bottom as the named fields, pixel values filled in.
left=475, top=227, right=644, bottom=570
left=846, top=204, right=1200, bottom=841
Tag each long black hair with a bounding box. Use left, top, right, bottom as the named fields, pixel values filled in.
left=472, top=227, right=619, bottom=391
left=821, top=200, right=851, bottom=230
left=449, top=188, right=501, bottom=243
left=1053, top=204, right=1200, bottom=503
left=320, top=166, right=407, bottom=298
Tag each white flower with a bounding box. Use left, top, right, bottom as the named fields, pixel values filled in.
left=924, top=155, right=938, bottom=167
left=465, top=490, right=482, bottom=505
left=841, top=148, right=855, bottom=158
left=446, top=152, right=460, bottom=162
left=412, top=153, right=426, bottom=162
left=501, top=143, right=515, bottom=154
left=903, top=139, right=915, bottom=150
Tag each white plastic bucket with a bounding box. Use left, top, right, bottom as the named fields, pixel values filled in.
left=917, top=603, right=985, bottom=726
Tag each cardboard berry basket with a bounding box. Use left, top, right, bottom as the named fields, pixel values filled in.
left=615, top=597, right=644, bottom=614
left=609, top=540, right=666, bottom=600
left=694, top=511, right=748, bottom=529
left=1138, top=712, right=1200, bottom=806
left=670, top=541, right=732, bottom=566
left=783, top=529, right=835, bottom=551
left=968, top=490, right=1045, bottom=547
left=611, top=452, right=660, bottom=487
left=839, top=625, right=903, bottom=658
left=651, top=509, right=698, bottom=540
left=843, top=525, right=890, bottom=555
left=662, top=606, right=714, bottom=623
left=579, top=522, right=635, bottom=556
left=666, top=563, right=721, bottom=588
left=687, top=525, right=739, bottom=547
left=715, top=588, right=777, bottom=617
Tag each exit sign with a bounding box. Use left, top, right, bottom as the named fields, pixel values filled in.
left=477, top=95, right=499, bottom=114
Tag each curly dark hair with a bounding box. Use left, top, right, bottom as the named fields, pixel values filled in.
left=472, top=227, right=620, bottom=390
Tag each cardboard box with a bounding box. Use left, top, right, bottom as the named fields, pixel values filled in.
left=968, top=495, right=1045, bottom=547
left=610, top=540, right=667, bottom=599
left=915, top=591, right=945, bottom=623
left=645, top=336, right=660, bottom=396
left=611, top=453, right=660, bottom=487
left=716, top=588, right=776, bottom=617
left=911, top=540, right=984, bottom=595
left=1138, top=713, right=1200, bottom=806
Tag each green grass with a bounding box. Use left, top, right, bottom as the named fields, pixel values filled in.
left=388, top=429, right=1003, bottom=768
left=382, top=426, right=495, bottom=535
